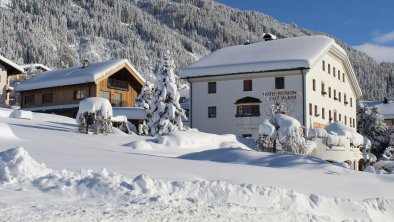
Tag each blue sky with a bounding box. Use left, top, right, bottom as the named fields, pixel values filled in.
left=215, top=0, right=394, bottom=62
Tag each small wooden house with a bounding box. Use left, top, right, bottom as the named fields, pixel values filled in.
left=17, top=59, right=145, bottom=117
left=0, top=55, right=25, bottom=106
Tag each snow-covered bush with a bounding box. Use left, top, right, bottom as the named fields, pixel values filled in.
left=76, top=97, right=113, bottom=134
left=255, top=114, right=315, bottom=155
left=357, top=104, right=390, bottom=158
left=146, top=51, right=187, bottom=136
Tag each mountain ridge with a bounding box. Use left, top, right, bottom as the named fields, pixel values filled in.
left=1, top=0, right=393, bottom=100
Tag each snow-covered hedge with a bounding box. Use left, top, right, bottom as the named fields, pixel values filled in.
left=0, top=108, right=32, bottom=120
left=76, top=97, right=113, bottom=123
left=325, top=122, right=369, bottom=147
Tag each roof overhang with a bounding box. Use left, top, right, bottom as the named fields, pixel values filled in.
left=0, top=55, right=25, bottom=75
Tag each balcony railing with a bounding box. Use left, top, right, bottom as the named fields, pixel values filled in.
left=108, top=79, right=129, bottom=91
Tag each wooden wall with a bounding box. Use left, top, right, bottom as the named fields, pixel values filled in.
left=21, top=83, right=96, bottom=108
left=97, top=78, right=139, bottom=107
left=20, top=63, right=143, bottom=111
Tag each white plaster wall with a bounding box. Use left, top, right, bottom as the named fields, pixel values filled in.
left=190, top=71, right=304, bottom=135
left=305, top=53, right=358, bottom=129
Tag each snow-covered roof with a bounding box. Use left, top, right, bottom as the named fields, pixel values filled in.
left=359, top=100, right=394, bottom=119
left=112, top=107, right=147, bottom=120
left=0, top=54, right=25, bottom=74
left=20, top=64, right=52, bottom=72
left=181, top=35, right=362, bottom=99
left=181, top=35, right=345, bottom=78
left=17, top=59, right=145, bottom=91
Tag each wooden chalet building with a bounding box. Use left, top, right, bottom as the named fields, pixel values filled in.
left=17, top=59, right=145, bottom=117
left=0, top=55, right=26, bottom=106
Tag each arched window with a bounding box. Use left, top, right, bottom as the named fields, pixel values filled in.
left=235, top=97, right=261, bottom=117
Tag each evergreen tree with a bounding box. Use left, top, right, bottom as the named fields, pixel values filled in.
left=146, top=51, right=186, bottom=136
left=135, top=81, right=154, bottom=110
left=357, top=104, right=390, bottom=157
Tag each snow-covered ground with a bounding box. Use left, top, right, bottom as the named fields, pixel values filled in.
left=1, top=109, right=394, bottom=221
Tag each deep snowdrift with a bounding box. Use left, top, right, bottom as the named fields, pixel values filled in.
left=0, top=147, right=393, bottom=222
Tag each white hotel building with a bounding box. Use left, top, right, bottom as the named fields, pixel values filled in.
left=181, top=35, right=363, bottom=137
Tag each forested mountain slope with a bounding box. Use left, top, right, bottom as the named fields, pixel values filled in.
left=1, top=0, right=393, bottom=99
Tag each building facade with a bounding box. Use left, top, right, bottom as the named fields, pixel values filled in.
left=17, top=59, right=145, bottom=117
left=181, top=35, right=362, bottom=137
left=0, top=55, right=25, bottom=106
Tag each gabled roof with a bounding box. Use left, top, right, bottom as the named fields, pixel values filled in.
left=359, top=100, right=394, bottom=119
left=17, top=59, right=145, bottom=91
left=182, top=35, right=345, bottom=78
left=181, top=35, right=362, bottom=99
left=21, top=64, right=52, bottom=72
left=0, top=55, right=25, bottom=75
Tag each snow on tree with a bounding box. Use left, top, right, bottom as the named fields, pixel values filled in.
left=255, top=114, right=315, bottom=155
left=357, top=104, right=390, bottom=157
left=135, top=81, right=154, bottom=135
left=146, top=51, right=186, bottom=136
left=76, top=97, right=113, bottom=135
left=135, top=81, right=154, bottom=110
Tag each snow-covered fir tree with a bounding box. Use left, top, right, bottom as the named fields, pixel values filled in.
left=135, top=81, right=154, bottom=135
left=135, top=81, right=154, bottom=110
left=146, top=51, right=186, bottom=136
left=357, top=104, right=391, bottom=157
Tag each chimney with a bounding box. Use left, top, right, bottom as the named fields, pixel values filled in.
left=82, top=59, right=89, bottom=68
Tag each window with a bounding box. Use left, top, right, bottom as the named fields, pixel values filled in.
left=343, top=73, right=345, bottom=82
left=328, top=64, right=331, bottom=74
left=321, top=82, right=326, bottom=95
left=179, top=97, right=186, bottom=103
left=42, top=93, right=53, bottom=104
left=275, top=77, right=285, bottom=89
left=24, top=95, right=35, bottom=105
left=100, top=91, right=110, bottom=100
left=243, top=80, right=252, bottom=91
left=309, top=103, right=312, bottom=116
left=114, top=93, right=122, bottom=107
left=334, top=89, right=337, bottom=100
left=334, top=111, right=337, bottom=121
left=208, top=82, right=216, bottom=94
left=338, top=70, right=341, bottom=80
left=338, top=92, right=341, bottom=102
left=74, top=89, right=87, bottom=100
left=329, top=110, right=332, bottom=120
left=339, top=114, right=342, bottom=121
left=328, top=87, right=331, bottom=98
left=312, top=79, right=316, bottom=91
left=353, top=118, right=355, bottom=128
left=236, top=104, right=260, bottom=117
left=322, top=60, right=325, bottom=71
left=107, top=78, right=128, bottom=91
left=314, top=105, right=318, bottom=117
left=350, top=98, right=353, bottom=107
left=344, top=94, right=347, bottom=105
left=322, top=108, right=325, bottom=119
left=235, top=97, right=261, bottom=117
left=333, top=67, right=336, bottom=77
left=208, top=106, right=216, bottom=118
left=345, top=116, right=347, bottom=125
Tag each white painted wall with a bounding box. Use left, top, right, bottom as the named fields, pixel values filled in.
left=187, top=48, right=359, bottom=136
left=305, top=52, right=358, bottom=129
left=189, top=70, right=304, bottom=136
